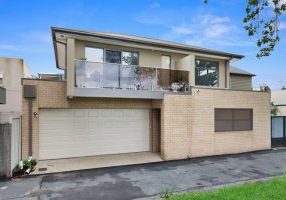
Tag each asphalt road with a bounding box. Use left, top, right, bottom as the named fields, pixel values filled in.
left=1, top=149, right=286, bottom=200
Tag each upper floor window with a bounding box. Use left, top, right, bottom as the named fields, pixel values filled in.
left=85, top=47, right=139, bottom=65
left=0, top=72, right=3, bottom=84
left=195, top=59, right=219, bottom=87
left=106, top=50, right=121, bottom=64
left=85, top=47, right=103, bottom=62
left=162, top=55, right=171, bottom=69
left=122, top=52, right=139, bottom=65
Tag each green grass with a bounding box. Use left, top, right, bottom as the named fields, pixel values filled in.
left=166, top=177, right=286, bottom=200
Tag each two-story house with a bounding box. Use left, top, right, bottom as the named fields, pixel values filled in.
left=0, top=57, right=30, bottom=122
left=21, top=27, right=270, bottom=169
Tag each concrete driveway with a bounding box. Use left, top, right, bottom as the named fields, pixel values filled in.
left=1, top=149, right=286, bottom=200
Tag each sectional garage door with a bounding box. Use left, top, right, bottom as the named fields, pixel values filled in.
left=39, top=109, right=150, bottom=160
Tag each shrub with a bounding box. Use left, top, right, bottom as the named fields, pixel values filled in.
left=13, top=158, right=37, bottom=177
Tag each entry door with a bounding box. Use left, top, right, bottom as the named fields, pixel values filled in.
left=39, top=109, right=150, bottom=160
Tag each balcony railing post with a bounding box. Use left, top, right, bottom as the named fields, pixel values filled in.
left=155, top=68, right=158, bottom=91
left=118, top=65, right=121, bottom=89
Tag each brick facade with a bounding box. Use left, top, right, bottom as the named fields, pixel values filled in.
left=22, top=79, right=271, bottom=161
left=161, top=88, right=271, bottom=160
left=22, top=79, right=160, bottom=159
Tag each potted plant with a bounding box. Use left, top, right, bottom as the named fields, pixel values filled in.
left=13, top=157, right=37, bottom=177
left=170, top=73, right=189, bottom=92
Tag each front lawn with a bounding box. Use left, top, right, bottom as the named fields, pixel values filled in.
left=166, top=177, right=286, bottom=200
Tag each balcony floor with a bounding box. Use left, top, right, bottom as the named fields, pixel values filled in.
left=75, top=87, right=166, bottom=99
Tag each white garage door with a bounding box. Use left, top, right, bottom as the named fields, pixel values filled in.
left=39, top=109, right=150, bottom=160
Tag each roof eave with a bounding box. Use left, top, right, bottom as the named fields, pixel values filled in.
left=51, top=27, right=244, bottom=60
left=230, top=72, right=256, bottom=77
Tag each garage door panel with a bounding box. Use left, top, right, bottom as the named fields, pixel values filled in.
left=41, top=109, right=72, bottom=117
left=39, top=109, right=150, bottom=160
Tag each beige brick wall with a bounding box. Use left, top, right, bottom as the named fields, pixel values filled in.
left=162, top=88, right=271, bottom=160
left=22, top=79, right=271, bottom=161
left=22, top=79, right=161, bottom=160
left=161, top=95, right=192, bottom=159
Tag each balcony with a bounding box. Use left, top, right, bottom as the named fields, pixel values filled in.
left=74, top=60, right=190, bottom=99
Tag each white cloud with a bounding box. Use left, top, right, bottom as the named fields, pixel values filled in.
left=200, top=15, right=230, bottom=26
left=0, top=31, right=53, bottom=53
left=135, top=7, right=253, bottom=49
left=0, top=44, right=20, bottom=51
left=204, top=24, right=230, bottom=38
left=279, top=22, right=286, bottom=29
left=162, top=14, right=250, bottom=48
left=171, top=25, right=194, bottom=34
left=16, top=31, right=51, bottom=44
left=150, top=2, right=160, bottom=9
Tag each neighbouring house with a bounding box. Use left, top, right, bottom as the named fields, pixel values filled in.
left=230, top=66, right=255, bottom=91
left=21, top=27, right=270, bottom=165
left=272, top=89, right=286, bottom=116
left=0, top=57, right=30, bottom=177
left=38, top=73, right=64, bottom=80
left=271, top=89, right=286, bottom=148
left=0, top=57, right=30, bottom=121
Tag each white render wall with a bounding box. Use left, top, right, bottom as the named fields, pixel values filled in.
left=0, top=57, right=30, bottom=122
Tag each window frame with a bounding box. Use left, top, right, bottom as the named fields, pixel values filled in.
left=121, top=51, right=139, bottom=66
left=0, top=72, right=3, bottom=84
left=195, top=58, right=219, bottom=87
left=215, top=108, right=253, bottom=132
left=84, top=47, right=104, bottom=63
left=105, top=49, right=122, bottom=64
left=84, top=46, right=139, bottom=66
left=161, top=55, right=171, bottom=69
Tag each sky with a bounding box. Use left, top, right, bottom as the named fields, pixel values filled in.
left=0, top=0, right=285, bottom=90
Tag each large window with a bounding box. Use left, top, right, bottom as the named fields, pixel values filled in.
left=85, top=47, right=139, bottom=65
left=215, top=109, right=253, bottom=132
left=105, top=50, right=122, bottom=64
left=195, top=59, right=219, bottom=87
left=122, top=52, right=139, bottom=65
left=162, top=55, right=171, bottom=69
left=85, top=47, right=103, bottom=62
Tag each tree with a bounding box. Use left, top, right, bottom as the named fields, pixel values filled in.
left=271, top=102, right=280, bottom=115
left=204, top=0, right=286, bottom=58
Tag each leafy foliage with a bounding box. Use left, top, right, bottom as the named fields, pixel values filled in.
left=271, top=102, right=280, bottom=115
left=13, top=158, right=37, bottom=176
left=204, top=0, right=286, bottom=58
left=195, top=60, right=218, bottom=86
left=121, top=52, right=139, bottom=65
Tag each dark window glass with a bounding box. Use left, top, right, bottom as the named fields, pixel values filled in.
left=215, top=109, right=253, bottom=132
left=105, top=50, right=121, bottom=64
left=122, top=51, right=139, bottom=65
left=0, top=72, right=3, bottom=84
left=195, top=59, right=219, bottom=87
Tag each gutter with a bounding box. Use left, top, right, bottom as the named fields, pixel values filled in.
left=230, top=73, right=256, bottom=77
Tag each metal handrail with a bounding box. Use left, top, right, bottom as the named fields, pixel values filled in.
left=74, top=60, right=190, bottom=92
left=74, top=59, right=190, bottom=72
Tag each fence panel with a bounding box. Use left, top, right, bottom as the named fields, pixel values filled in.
left=271, top=116, right=286, bottom=147
left=0, top=117, right=21, bottom=177
left=11, top=118, right=21, bottom=171
left=0, top=125, right=4, bottom=176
